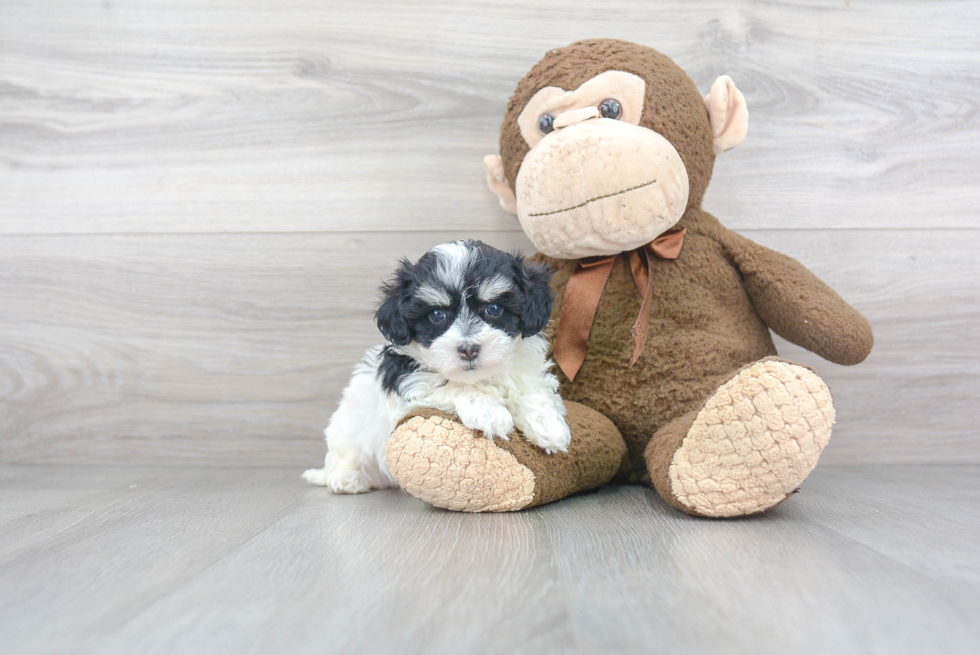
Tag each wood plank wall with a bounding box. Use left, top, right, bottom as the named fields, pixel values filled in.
left=1, top=0, right=978, bottom=466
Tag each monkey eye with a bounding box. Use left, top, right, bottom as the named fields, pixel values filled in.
left=538, top=113, right=555, bottom=135
left=599, top=98, right=622, bottom=120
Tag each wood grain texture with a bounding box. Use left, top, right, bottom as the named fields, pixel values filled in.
left=0, top=229, right=976, bottom=466
left=1, top=0, right=978, bottom=233
left=1, top=1, right=978, bottom=466
left=1, top=465, right=978, bottom=655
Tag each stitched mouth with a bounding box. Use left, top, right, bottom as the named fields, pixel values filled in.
left=526, top=179, right=656, bottom=217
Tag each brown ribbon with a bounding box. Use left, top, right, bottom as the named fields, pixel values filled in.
left=554, top=227, right=686, bottom=381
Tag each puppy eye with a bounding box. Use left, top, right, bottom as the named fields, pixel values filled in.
left=428, top=308, right=447, bottom=324
left=599, top=98, right=622, bottom=120
left=485, top=303, right=503, bottom=318
left=538, top=113, right=555, bottom=135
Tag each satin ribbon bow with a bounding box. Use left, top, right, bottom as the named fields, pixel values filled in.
left=553, top=227, right=686, bottom=381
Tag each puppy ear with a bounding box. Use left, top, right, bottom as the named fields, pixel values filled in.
left=515, top=257, right=553, bottom=337
left=375, top=260, right=413, bottom=346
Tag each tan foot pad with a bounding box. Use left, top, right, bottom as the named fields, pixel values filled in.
left=386, top=413, right=536, bottom=512
left=669, top=360, right=835, bottom=517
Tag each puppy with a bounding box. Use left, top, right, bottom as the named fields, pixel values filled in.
left=303, top=240, right=571, bottom=494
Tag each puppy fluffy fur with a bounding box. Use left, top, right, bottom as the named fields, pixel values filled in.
left=303, top=240, right=570, bottom=494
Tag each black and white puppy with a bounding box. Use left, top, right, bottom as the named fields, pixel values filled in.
left=303, top=240, right=571, bottom=494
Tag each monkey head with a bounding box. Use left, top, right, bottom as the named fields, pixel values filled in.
left=484, top=39, right=748, bottom=259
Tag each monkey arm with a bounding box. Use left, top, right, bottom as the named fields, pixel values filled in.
left=721, top=230, right=874, bottom=365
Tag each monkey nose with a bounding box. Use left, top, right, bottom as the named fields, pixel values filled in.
left=553, top=106, right=601, bottom=129
left=458, top=343, right=481, bottom=362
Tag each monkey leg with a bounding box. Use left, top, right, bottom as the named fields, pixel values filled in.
left=645, top=358, right=835, bottom=518
left=385, top=401, right=626, bottom=512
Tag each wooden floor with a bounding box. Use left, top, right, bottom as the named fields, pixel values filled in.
left=1, top=465, right=977, bottom=655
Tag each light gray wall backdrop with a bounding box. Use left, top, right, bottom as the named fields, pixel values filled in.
left=1, top=0, right=978, bottom=466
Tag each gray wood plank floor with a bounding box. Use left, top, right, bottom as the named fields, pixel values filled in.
left=1, top=465, right=978, bottom=655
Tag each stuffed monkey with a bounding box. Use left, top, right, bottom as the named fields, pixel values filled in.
left=385, top=39, right=873, bottom=517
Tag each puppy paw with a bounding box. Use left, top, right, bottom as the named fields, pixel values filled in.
left=517, top=410, right=572, bottom=454
left=302, top=467, right=373, bottom=494
left=455, top=402, right=514, bottom=441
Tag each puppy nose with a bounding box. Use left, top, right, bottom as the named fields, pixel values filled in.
left=458, top=343, right=481, bottom=361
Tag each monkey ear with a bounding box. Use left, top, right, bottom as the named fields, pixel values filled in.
left=483, top=155, right=518, bottom=215
left=704, top=75, right=749, bottom=155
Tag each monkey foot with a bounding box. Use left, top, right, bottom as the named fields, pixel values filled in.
left=647, top=358, right=835, bottom=518
left=386, top=403, right=625, bottom=512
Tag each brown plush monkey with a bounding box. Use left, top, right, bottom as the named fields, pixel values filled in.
left=385, top=39, right=873, bottom=517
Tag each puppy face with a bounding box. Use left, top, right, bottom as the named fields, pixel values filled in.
left=376, top=240, right=552, bottom=382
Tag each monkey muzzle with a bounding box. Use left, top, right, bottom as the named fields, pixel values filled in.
left=515, top=119, right=690, bottom=260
